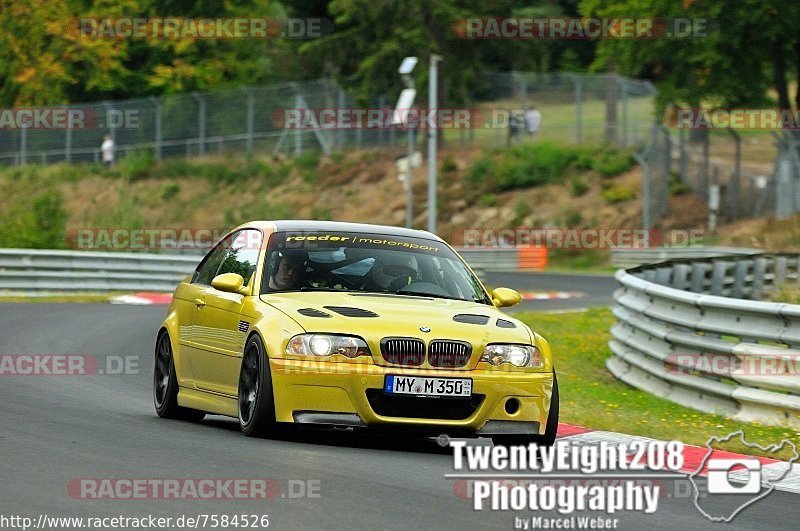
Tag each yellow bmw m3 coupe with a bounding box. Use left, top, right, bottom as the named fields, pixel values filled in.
left=154, top=220, right=558, bottom=446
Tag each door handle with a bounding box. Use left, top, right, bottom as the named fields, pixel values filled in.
left=194, top=298, right=206, bottom=307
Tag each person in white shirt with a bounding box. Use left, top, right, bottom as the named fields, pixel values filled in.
left=525, top=107, right=541, bottom=138
left=101, top=135, right=115, bottom=167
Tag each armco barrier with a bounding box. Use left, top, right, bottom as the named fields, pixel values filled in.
left=608, top=252, right=800, bottom=428
left=0, top=247, right=529, bottom=293
left=610, top=246, right=761, bottom=267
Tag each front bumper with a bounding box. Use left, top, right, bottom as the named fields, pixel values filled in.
left=269, top=358, right=554, bottom=435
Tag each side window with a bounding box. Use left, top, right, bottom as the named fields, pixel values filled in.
left=216, top=230, right=263, bottom=286
left=192, top=232, right=239, bottom=285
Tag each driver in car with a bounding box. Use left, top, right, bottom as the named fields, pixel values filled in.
left=364, top=253, right=418, bottom=292
left=268, top=250, right=309, bottom=290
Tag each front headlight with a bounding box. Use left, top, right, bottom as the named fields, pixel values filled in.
left=481, top=344, right=542, bottom=368
left=286, top=334, right=371, bottom=358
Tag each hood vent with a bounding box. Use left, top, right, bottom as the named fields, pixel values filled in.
left=496, top=319, right=517, bottom=328
left=349, top=293, right=432, bottom=301
left=324, top=306, right=379, bottom=318
left=453, top=314, right=490, bottom=325
left=298, top=308, right=332, bottom=318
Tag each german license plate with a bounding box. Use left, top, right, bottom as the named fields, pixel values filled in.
left=384, top=375, right=472, bottom=397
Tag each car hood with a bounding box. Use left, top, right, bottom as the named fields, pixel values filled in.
left=259, top=291, right=532, bottom=369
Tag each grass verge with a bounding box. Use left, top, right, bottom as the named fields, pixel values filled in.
left=516, top=307, right=800, bottom=459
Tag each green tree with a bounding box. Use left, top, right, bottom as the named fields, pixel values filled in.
left=581, top=0, right=800, bottom=113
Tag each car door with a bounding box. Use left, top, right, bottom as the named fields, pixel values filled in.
left=177, top=235, right=234, bottom=387
left=191, top=229, right=264, bottom=396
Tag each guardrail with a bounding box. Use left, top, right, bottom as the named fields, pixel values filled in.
left=608, top=252, right=800, bottom=429
left=0, top=249, right=198, bottom=292
left=0, top=247, right=530, bottom=293
left=610, top=246, right=762, bottom=267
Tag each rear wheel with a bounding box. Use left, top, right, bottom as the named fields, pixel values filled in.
left=153, top=330, right=205, bottom=421
left=492, top=371, right=559, bottom=447
left=238, top=334, right=278, bottom=437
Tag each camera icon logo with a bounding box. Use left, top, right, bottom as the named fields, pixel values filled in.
left=706, top=458, right=761, bottom=494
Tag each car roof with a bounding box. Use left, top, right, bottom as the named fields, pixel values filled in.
left=235, top=220, right=444, bottom=242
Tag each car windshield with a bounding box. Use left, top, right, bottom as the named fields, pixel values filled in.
left=261, top=231, right=490, bottom=304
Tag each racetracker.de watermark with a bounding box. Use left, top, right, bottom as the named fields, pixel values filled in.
left=453, top=17, right=714, bottom=39
left=68, top=478, right=320, bottom=500
left=68, top=228, right=234, bottom=252
left=75, top=17, right=332, bottom=40
left=0, top=355, right=138, bottom=376
left=668, top=108, right=800, bottom=130
left=458, top=228, right=705, bottom=249
left=666, top=353, right=800, bottom=377
left=0, top=108, right=139, bottom=130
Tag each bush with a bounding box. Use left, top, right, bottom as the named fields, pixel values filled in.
left=668, top=171, right=692, bottom=195
left=478, top=193, right=497, bottom=207
left=440, top=156, right=458, bottom=173
left=200, top=163, right=242, bottom=185
left=330, top=150, right=346, bottom=164
left=0, top=190, right=67, bottom=249
left=574, top=152, right=594, bottom=171
left=493, top=142, right=581, bottom=191
left=161, top=182, right=181, bottom=201
left=564, top=209, right=583, bottom=228
left=601, top=184, right=636, bottom=203
left=119, top=150, right=154, bottom=181
left=294, top=151, right=320, bottom=171
left=158, top=158, right=196, bottom=178
left=466, top=156, right=495, bottom=185
left=570, top=176, right=589, bottom=197
left=592, top=149, right=635, bottom=177
left=243, top=159, right=281, bottom=186
left=510, top=199, right=531, bottom=226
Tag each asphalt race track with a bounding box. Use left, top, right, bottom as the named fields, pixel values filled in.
left=482, top=271, right=619, bottom=311
left=2, top=289, right=798, bottom=529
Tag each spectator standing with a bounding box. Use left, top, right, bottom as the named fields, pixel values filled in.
left=525, top=106, right=541, bottom=139
left=101, top=135, right=115, bottom=167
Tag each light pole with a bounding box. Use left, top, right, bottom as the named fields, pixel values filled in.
left=396, top=56, right=418, bottom=228
left=427, top=54, right=442, bottom=234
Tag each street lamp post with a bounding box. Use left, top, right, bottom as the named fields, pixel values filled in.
left=395, top=57, right=418, bottom=228
left=427, top=54, right=442, bottom=234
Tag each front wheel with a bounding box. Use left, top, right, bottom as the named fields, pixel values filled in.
left=492, top=371, right=559, bottom=447
left=238, top=334, right=278, bottom=437
left=153, top=330, right=205, bottom=422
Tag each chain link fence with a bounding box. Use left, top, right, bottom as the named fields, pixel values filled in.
left=461, top=71, right=656, bottom=149
left=1, top=72, right=657, bottom=166
left=637, top=124, right=789, bottom=228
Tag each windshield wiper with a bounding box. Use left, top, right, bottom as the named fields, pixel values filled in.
left=393, top=290, right=473, bottom=302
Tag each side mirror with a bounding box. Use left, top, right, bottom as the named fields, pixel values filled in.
left=211, top=273, right=248, bottom=295
left=491, top=287, right=522, bottom=308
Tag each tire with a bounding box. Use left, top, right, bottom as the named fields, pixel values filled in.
left=492, top=371, right=559, bottom=447
left=153, top=330, right=206, bottom=422
left=238, top=334, right=278, bottom=437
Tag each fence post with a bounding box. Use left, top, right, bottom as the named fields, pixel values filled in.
left=727, top=128, right=740, bottom=220
left=151, top=97, right=162, bottom=161
left=19, top=127, right=27, bottom=165
left=605, top=71, right=619, bottom=145
left=635, top=151, right=651, bottom=230
left=620, top=78, right=629, bottom=147
left=337, top=89, right=346, bottom=149
left=65, top=124, right=72, bottom=163
left=293, top=93, right=302, bottom=156
left=573, top=74, right=583, bottom=144
left=192, top=92, right=206, bottom=157
left=679, top=127, right=687, bottom=184
left=244, top=88, right=254, bottom=155
left=701, top=130, right=709, bottom=201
